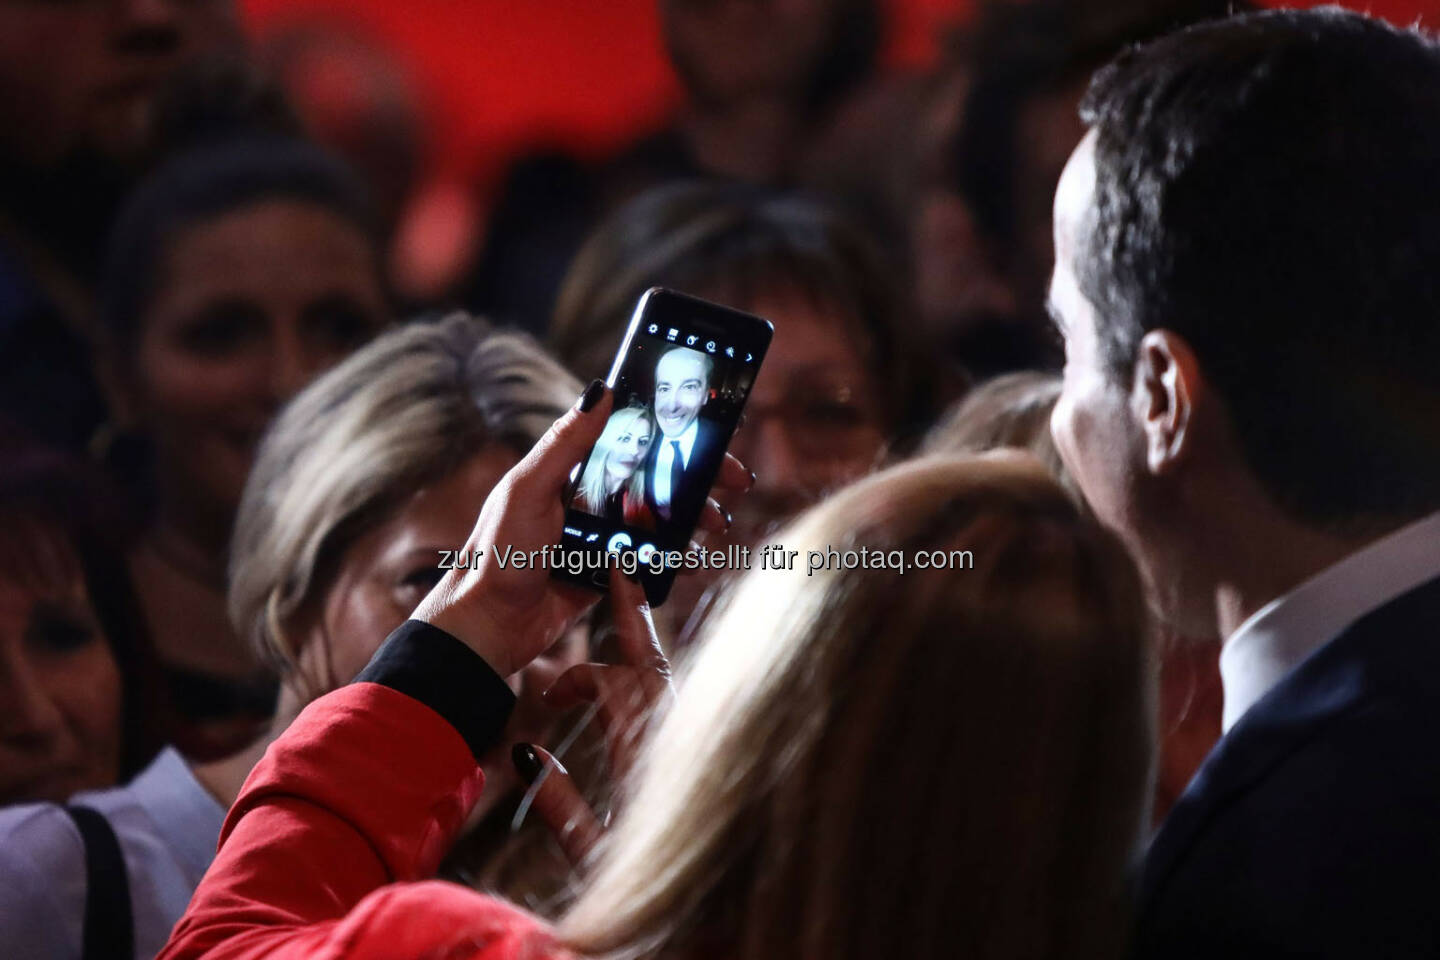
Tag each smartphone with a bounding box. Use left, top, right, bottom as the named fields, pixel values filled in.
left=554, top=287, right=773, bottom=605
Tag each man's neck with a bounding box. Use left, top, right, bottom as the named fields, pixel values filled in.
left=1211, top=517, right=1398, bottom=640
left=667, top=418, right=699, bottom=452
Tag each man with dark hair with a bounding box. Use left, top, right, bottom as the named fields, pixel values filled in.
left=1048, top=8, right=1440, bottom=957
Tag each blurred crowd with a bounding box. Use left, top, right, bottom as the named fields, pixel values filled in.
left=1, top=1, right=1438, bottom=958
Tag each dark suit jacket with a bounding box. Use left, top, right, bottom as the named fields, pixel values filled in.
left=643, top=416, right=726, bottom=545
left=1135, top=574, right=1440, bottom=959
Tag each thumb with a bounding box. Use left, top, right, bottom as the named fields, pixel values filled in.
left=520, top=380, right=613, bottom=493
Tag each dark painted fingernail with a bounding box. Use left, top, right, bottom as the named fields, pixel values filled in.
left=746, top=469, right=757, bottom=491
left=721, top=506, right=733, bottom=530
left=512, top=743, right=543, bottom=784
left=577, top=379, right=605, bottom=412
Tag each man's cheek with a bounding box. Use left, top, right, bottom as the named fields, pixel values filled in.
left=1050, top=397, right=1081, bottom=470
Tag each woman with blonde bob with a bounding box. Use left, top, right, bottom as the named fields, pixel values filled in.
left=163, top=388, right=1155, bottom=960
left=572, top=403, right=656, bottom=527
left=207, top=312, right=593, bottom=898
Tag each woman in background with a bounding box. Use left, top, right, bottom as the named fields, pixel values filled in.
left=573, top=404, right=656, bottom=528
left=224, top=313, right=592, bottom=903
left=0, top=315, right=584, bottom=960
left=98, top=134, right=390, bottom=757
left=0, top=437, right=151, bottom=807
left=550, top=181, right=947, bottom=633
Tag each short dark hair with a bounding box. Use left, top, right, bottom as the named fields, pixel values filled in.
left=0, top=429, right=155, bottom=777
left=100, top=134, right=378, bottom=356
left=1078, top=7, right=1440, bottom=527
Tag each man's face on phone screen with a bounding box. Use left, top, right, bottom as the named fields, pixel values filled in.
left=655, top=348, right=710, bottom=438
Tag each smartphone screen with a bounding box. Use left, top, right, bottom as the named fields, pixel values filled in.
left=554, top=288, right=773, bottom=605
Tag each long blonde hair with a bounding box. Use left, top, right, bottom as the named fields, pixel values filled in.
left=923, top=372, right=1079, bottom=502
left=560, top=453, right=1154, bottom=960
left=575, top=405, right=654, bottom=516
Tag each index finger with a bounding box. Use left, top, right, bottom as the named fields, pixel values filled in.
left=608, top=569, right=668, bottom=673
left=515, top=743, right=604, bottom=866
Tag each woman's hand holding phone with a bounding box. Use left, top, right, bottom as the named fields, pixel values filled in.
left=412, top=379, right=750, bottom=679
left=412, top=381, right=615, bottom=677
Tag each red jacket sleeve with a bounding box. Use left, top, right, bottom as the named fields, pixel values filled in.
left=160, top=682, right=562, bottom=960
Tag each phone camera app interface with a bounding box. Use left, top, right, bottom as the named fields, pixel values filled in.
left=565, top=317, right=760, bottom=573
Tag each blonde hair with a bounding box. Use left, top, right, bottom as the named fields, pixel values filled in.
left=923, top=373, right=1078, bottom=500
left=575, top=405, right=654, bottom=516
left=228, top=313, right=579, bottom=689
left=560, top=453, right=1154, bottom=960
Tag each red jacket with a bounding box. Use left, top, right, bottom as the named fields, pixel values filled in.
left=161, top=636, right=575, bottom=959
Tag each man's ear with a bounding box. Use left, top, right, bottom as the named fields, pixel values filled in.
left=1132, top=330, right=1204, bottom=476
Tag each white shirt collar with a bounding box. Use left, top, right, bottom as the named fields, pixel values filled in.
left=1219, top=509, right=1440, bottom=733
left=662, top=418, right=699, bottom=465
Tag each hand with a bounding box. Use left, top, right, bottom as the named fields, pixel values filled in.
left=413, top=380, right=613, bottom=676
left=510, top=743, right=603, bottom=865
left=545, top=569, right=673, bottom=781
left=514, top=569, right=674, bottom=866
left=413, top=380, right=753, bottom=678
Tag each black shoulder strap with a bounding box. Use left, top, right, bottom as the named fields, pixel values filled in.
left=63, top=805, right=135, bottom=960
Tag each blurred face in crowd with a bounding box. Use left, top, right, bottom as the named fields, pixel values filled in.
left=654, top=348, right=711, bottom=439
left=124, top=199, right=386, bottom=524
left=662, top=0, right=833, bottom=108
left=0, top=554, right=121, bottom=805
left=912, top=190, right=1017, bottom=343
left=296, top=448, right=588, bottom=819
left=911, top=66, right=1015, bottom=341
left=915, top=77, right=1087, bottom=350
left=725, top=287, right=885, bottom=542
left=0, top=0, right=238, bottom=169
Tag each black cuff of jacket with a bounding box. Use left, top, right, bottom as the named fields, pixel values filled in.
left=356, top=620, right=515, bottom=761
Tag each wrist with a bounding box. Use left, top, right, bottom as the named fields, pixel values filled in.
left=427, top=611, right=514, bottom=677
left=355, top=621, right=517, bottom=761
left=413, top=579, right=515, bottom=677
